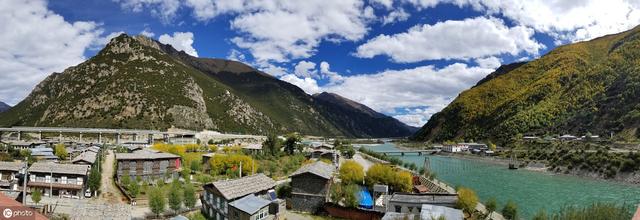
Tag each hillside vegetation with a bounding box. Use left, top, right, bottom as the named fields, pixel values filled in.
left=0, top=34, right=414, bottom=138
left=413, top=26, right=640, bottom=144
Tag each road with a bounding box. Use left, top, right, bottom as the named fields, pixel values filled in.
left=351, top=152, right=374, bottom=171
left=99, top=149, right=126, bottom=204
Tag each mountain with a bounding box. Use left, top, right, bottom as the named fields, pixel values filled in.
left=0, top=102, right=10, bottom=113
left=0, top=34, right=414, bottom=138
left=413, top=26, right=640, bottom=143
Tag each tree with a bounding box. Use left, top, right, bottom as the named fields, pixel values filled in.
left=262, top=135, right=281, bottom=156
left=168, top=180, right=183, bottom=214
left=339, top=160, right=364, bottom=184
left=456, top=187, right=478, bottom=214
left=365, top=164, right=412, bottom=192
left=190, top=160, right=201, bottom=172
left=120, top=174, right=131, bottom=186
left=149, top=187, right=166, bottom=217
left=485, top=197, right=497, bottom=216
left=54, top=144, right=67, bottom=160
left=88, top=166, right=101, bottom=196
left=183, top=184, right=197, bottom=209
left=283, top=133, right=300, bottom=155
left=329, top=183, right=359, bottom=208
left=502, top=200, right=518, bottom=220
left=208, top=145, right=218, bottom=152
left=128, top=181, right=140, bottom=198
left=31, top=190, right=42, bottom=205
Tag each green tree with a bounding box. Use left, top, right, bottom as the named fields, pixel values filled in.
left=339, top=160, right=364, bottom=184
left=502, top=200, right=518, bottom=220
left=128, top=181, right=140, bottom=198
left=88, top=166, right=101, bottom=196
left=456, top=187, right=478, bottom=214
left=262, top=135, right=281, bottom=156
left=168, top=180, right=183, bottom=214
left=31, top=190, right=42, bottom=205
left=120, top=175, right=131, bottom=186
left=283, top=133, right=300, bottom=155
left=54, top=144, right=67, bottom=160
left=148, top=187, right=166, bottom=217
left=485, top=197, right=497, bottom=216
left=190, top=160, right=201, bottom=172
left=183, top=184, right=197, bottom=209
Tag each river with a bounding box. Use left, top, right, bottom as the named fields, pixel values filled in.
left=359, top=143, right=640, bottom=219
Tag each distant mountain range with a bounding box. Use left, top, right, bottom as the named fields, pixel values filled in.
left=412, top=26, right=640, bottom=144
left=0, top=102, right=10, bottom=113
left=0, top=34, right=415, bottom=138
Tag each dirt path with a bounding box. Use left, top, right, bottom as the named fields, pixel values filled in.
left=99, top=149, right=126, bottom=204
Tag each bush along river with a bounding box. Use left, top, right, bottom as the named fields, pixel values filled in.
left=359, top=143, right=640, bottom=219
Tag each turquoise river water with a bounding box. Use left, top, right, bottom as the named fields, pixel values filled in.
left=360, top=143, right=640, bottom=219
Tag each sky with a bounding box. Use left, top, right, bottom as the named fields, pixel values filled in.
left=2, top=0, right=640, bottom=127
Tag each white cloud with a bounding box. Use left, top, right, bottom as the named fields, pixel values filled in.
left=227, top=49, right=246, bottom=62
left=475, top=56, right=501, bottom=69
left=118, top=0, right=372, bottom=62
left=113, top=0, right=181, bottom=24
left=258, top=63, right=289, bottom=77
left=408, top=0, right=640, bottom=43
left=393, top=107, right=440, bottom=127
left=0, top=0, right=103, bottom=105
left=319, top=61, right=344, bottom=83
left=382, top=8, right=410, bottom=25
left=280, top=74, right=322, bottom=95
left=355, top=16, right=543, bottom=62
left=294, top=61, right=317, bottom=78
left=139, top=28, right=155, bottom=37
left=158, top=32, right=199, bottom=57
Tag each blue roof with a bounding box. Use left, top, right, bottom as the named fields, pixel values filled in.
left=357, top=187, right=373, bottom=209
left=229, top=194, right=271, bottom=214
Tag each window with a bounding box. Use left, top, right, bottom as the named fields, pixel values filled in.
left=395, top=205, right=401, bottom=213
left=256, top=209, right=268, bottom=220
left=143, top=161, right=152, bottom=174
left=129, top=161, right=137, bottom=175
left=159, top=160, right=168, bottom=173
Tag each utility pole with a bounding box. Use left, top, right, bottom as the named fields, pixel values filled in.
left=239, top=161, right=242, bottom=178
left=49, top=167, right=53, bottom=198
left=22, top=157, right=28, bottom=205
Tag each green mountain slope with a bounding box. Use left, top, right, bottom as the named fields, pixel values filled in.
left=0, top=34, right=414, bottom=137
left=0, top=102, right=10, bottom=113
left=412, top=26, right=640, bottom=143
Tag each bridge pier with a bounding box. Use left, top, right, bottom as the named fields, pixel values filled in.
left=147, top=134, right=153, bottom=144
left=59, top=132, right=62, bottom=142
left=0, top=131, right=3, bottom=142
left=99, top=133, right=102, bottom=144
left=116, top=133, right=121, bottom=145
left=163, top=134, right=169, bottom=143
left=17, top=131, right=21, bottom=141
left=79, top=132, right=83, bottom=143
left=133, top=133, right=138, bottom=142
left=38, top=131, right=42, bottom=141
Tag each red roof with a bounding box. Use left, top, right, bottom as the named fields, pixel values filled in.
left=0, top=193, right=49, bottom=220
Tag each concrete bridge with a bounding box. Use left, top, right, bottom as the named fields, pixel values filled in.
left=0, top=126, right=197, bottom=144
left=378, top=149, right=440, bottom=156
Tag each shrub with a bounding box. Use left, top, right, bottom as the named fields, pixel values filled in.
left=456, top=187, right=478, bottom=214
left=339, top=160, right=364, bottom=185
left=502, top=200, right=518, bottom=220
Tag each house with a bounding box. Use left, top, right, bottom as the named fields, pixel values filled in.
left=72, top=151, right=98, bottom=165
left=241, top=143, right=263, bottom=155
left=201, top=153, right=215, bottom=173
left=115, top=150, right=181, bottom=182
left=27, top=162, right=90, bottom=199
left=289, top=161, right=335, bottom=213
left=386, top=193, right=458, bottom=215
left=382, top=204, right=463, bottom=220
left=201, top=174, right=281, bottom=220
left=29, top=147, right=59, bottom=161
left=0, top=161, right=25, bottom=191
left=442, top=145, right=462, bottom=153
left=228, top=194, right=272, bottom=220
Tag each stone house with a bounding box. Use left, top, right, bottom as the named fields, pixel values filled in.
left=0, top=161, right=25, bottom=191
left=201, top=174, right=284, bottom=220
left=289, top=161, right=335, bottom=213
left=27, top=162, right=90, bottom=199
left=386, top=193, right=458, bottom=215
left=115, top=150, right=181, bottom=182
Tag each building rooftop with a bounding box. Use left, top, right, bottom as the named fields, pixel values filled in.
left=115, top=151, right=180, bottom=160
left=28, top=162, right=90, bottom=176
left=206, top=174, right=276, bottom=200
left=388, top=193, right=458, bottom=207
left=0, top=161, right=25, bottom=172
left=381, top=212, right=418, bottom=220
left=72, top=151, right=98, bottom=164
left=229, top=194, right=271, bottom=215
left=289, top=161, right=335, bottom=179
left=420, top=204, right=464, bottom=220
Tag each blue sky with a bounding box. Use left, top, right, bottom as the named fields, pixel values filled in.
left=2, top=0, right=640, bottom=127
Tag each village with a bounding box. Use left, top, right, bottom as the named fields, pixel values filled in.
left=0, top=126, right=507, bottom=220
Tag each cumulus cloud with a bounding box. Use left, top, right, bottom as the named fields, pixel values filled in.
left=355, top=16, right=543, bottom=62
left=113, top=0, right=181, bottom=24
left=139, top=28, right=155, bottom=37
left=294, top=61, right=318, bottom=78
left=407, top=0, right=640, bottom=43
left=382, top=8, right=410, bottom=25
left=280, top=74, right=322, bottom=95
left=117, top=0, right=373, bottom=62
left=158, top=32, right=199, bottom=57
left=475, top=56, right=501, bottom=69
left=0, top=0, right=103, bottom=105
left=319, top=61, right=344, bottom=83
